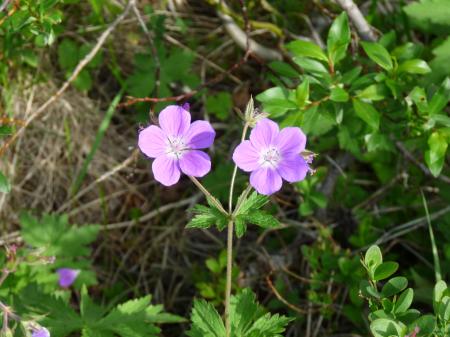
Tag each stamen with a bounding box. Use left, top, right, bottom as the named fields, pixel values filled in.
left=166, top=136, right=188, bottom=159
left=259, top=147, right=281, bottom=169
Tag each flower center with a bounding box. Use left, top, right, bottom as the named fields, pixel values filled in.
left=166, top=136, right=188, bottom=159
left=259, top=147, right=281, bottom=168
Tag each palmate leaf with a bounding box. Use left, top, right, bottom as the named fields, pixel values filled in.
left=233, top=191, right=280, bottom=237
left=187, top=300, right=226, bottom=337
left=186, top=204, right=228, bottom=231
left=188, top=289, right=291, bottom=337
left=20, top=213, right=100, bottom=258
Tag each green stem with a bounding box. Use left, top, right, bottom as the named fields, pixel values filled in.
left=225, top=122, right=250, bottom=337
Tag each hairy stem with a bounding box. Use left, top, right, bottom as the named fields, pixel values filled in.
left=225, top=220, right=234, bottom=337
left=189, top=176, right=227, bottom=215
left=225, top=122, right=250, bottom=337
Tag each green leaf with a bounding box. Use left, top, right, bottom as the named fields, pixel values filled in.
left=327, top=12, right=350, bottom=65
left=286, top=40, right=328, bottom=62
left=296, top=79, right=310, bottom=108
left=360, top=41, right=393, bottom=71
left=381, top=277, right=408, bottom=297
left=294, top=57, right=329, bottom=74
left=353, top=99, right=380, bottom=130
left=370, top=318, right=406, bottom=337
left=425, top=131, right=448, bottom=177
left=0, top=171, right=11, bottom=193
left=429, top=77, right=450, bottom=115
left=365, top=246, right=383, bottom=270
left=187, top=300, right=226, bottom=337
left=360, top=280, right=380, bottom=299
left=20, top=213, right=100, bottom=258
left=373, top=262, right=399, bottom=281
left=235, top=216, right=247, bottom=238
left=206, top=92, right=233, bottom=121
left=236, top=191, right=269, bottom=215
left=398, top=59, right=431, bottom=74
left=330, top=87, right=349, bottom=102
left=187, top=204, right=228, bottom=231
left=403, top=0, right=450, bottom=33
left=240, top=210, right=280, bottom=229
left=357, top=84, right=388, bottom=101
left=415, top=315, right=436, bottom=336
left=395, top=288, right=414, bottom=313
left=433, top=280, right=448, bottom=313
left=58, top=38, right=79, bottom=70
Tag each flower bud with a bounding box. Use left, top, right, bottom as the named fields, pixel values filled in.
left=243, top=97, right=269, bottom=127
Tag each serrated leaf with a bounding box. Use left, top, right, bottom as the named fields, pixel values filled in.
left=236, top=191, right=269, bottom=215
left=240, top=210, right=280, bottom=229
left=187, top=300, right=226, bottom=337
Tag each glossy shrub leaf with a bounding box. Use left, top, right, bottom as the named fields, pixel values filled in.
left=357, top=84, right=388, bottom=101
left=429, top=77, right=450, bottom=115
left=398, top=59, right=431, bottom=74
left=370, top=318, right=405, bottom=337
left=294, top=57, right=328, bottom=74
left=353, top=99, right=380, bottom=130
left=296, top=78, right=310, bottom=107
left=360, top=42, right=393, bottom=71
left=425, top=131, right=448, bottom=177
left=330, top=87, right=349, bottom=102
left=286, top=40, right=328, bottom=62
left=395, top=288, right=414, bottom=313
left=364, top=245, right=383, bottom=270
left=433, top=280, right=448, bottom=313
left=381, top=277, right=408, bottom=297
left=0, top=171, right=11, bottom=193
left=327, top=12, right=350, bottom=65
left=360, top=280, right=380, bottom=299
left=373, top=261, right=399, bottom=281
left=415, top=315, right=436, bottom=336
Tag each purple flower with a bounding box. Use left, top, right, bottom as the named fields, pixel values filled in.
left=233, top=118, right=309, bottom=195
left=138, top=105, right=215, bottom=186
left=32, top=327, right=50, bottom=337
left=57, top=268, right=80, bottom=288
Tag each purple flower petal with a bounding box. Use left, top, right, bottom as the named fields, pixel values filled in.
left=179, top=151, right=211, bottom=177
left=185, top=121, right=216, bottom=149
left=250, top=168, right=282, bottom=195
left=276, top=127, right=306, bottom=155
left=232, top=140, right=260, bottom=172
left=152, top=155, right=181, bottom=186
left=32, top=327, right=50, bottom=337
left=158, top=105, right=191, bottom=136
left=138, top=125, right=166, bottom=158
left=57, top=268, right=80, bottom=288
left=249, top=118, right=279, bottom=150
left=277, top=155, right=308, bottom=183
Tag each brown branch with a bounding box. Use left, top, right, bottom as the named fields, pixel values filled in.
left=395, top=140, right=450, bottom=184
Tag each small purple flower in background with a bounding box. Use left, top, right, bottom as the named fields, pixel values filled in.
left=138, top=105, right=215, bottom=186
left=233, top=118, right=310, bottom=195
left=32, top=327, right=50, bottom=337
left=57, top=268, right=80, bottom=288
